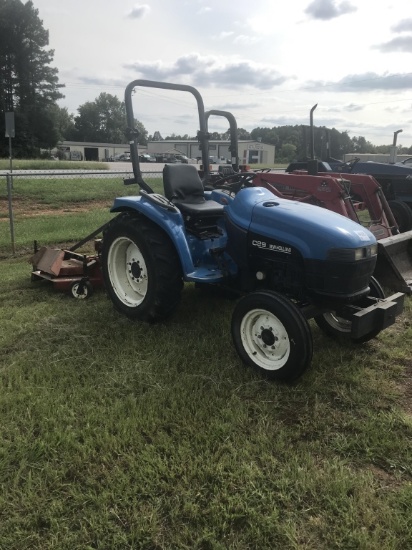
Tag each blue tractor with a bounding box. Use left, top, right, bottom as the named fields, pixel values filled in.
left=100, top=80, right=405, bottom=381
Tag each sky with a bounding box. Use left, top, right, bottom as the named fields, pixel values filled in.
left=33, top=0, right=412, bottom=147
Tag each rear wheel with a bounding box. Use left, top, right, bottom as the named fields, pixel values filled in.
left=231, top=291, right=313, bottom=381
left=314, top=276, right=385, bottom=343
left=388, top=200, right=412, bottom=232
left=101, top=213, right=183, bottom=322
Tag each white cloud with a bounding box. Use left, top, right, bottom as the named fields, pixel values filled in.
left=374, top=35, right=412, bottom=53
left=127, top=4, right=150, bottom=19
left=305, top=72, right=412, bottom=92
left=305, top=0, right=357, bottom=20
left=198, top=6, right=211, bottom=14
left=212, top=31, right=235, bottom=41
left=124, top=53, right=292, bottom=90
left=392, top=18, right=412, bottom=33
left=233, top=35, right=261, bottom=45
left=31, top=0, right=412, bottom=145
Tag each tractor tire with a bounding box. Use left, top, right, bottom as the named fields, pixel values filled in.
left=231, top=290, right=313, bottom=382
left=314, top=276, right=385, bottom=343
left=388, top=200, right=412, bottom=233
left=101, top=212, right=183, bottom=322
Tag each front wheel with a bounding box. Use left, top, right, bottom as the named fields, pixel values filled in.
left=101, top=213, right=183, bottom=322
left=69, top=280, right=93, bottom=299
left=231, top=291, right=313, bottom=381
left=388, top=200, right=412, bottom=232
left=314, top=276, right=385, bottom=343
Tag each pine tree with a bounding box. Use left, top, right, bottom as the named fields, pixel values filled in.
left=0, top=0, right=64, bottom=157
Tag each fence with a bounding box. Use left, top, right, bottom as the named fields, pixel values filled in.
left=1, top=169, right=163, bottom=256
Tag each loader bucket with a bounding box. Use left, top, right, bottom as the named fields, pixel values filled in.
left=374, top=229, right=412, bottom=295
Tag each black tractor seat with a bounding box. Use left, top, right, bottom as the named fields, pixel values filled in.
left=163, top=164, right=224, bottom=238
left=163, top=164, right=223, bottom=217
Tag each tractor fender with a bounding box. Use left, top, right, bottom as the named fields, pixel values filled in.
left=109, top=195, right=198, bottom=276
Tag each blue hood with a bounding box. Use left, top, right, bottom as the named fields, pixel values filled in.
left=225, top=187, right=376, bottom=261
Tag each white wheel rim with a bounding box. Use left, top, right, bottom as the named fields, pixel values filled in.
left=71, top=283, right=88, bottom=299
left=107, top=236, right=148, bottom=307
left=323, top=312, right=351, bottom=333
left=240, top=308, right=290, bottom=371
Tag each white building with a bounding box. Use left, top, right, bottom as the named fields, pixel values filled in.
left=53, top=139, right=275, bottom=165
left=147, top=139, right=275, bottom=165
left=54, top=141, right=147, bottom=162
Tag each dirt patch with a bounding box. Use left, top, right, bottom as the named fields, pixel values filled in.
left=0, top=199, right=110, bottom=219
left=368, top=464, right=407, bottom=489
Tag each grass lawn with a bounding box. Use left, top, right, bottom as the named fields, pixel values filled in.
left=0, top=159, right=107, bottom=171
left=0, top=175, right=411, bottom=549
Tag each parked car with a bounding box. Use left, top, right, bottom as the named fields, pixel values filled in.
left=139, top=154, right=157, bottom=163
left=151, top=153, right=190, bottom=163
left=154, top=154, right=169, bottom=163
left=108, top=153, right=131, bottom=162
left=173, top=154, right=189, bottom=163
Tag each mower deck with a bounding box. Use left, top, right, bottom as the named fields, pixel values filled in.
left=30, top=243, right=103, bottom=297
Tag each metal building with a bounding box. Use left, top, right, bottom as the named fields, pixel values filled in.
left=147, top=139, right=276, bottom=165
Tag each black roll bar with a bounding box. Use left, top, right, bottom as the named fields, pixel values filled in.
left=124, top=79, right=211, bottom=192
left=205, top=109, right=239, bottom=172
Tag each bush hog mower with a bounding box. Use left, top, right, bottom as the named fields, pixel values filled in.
left=205, top=109, right=412, bottom=296
left=99, top=79, right=405, bottom=382
left=30, top=224, right=108, bottom=298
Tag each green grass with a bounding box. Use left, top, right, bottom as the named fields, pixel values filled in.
left=0, top=176, right=164, bottom=252
left=0, top=159, right=107, bottom=171
left=2, top=176, right=131, bottom=209
left=0, top=177, right=411, bottom=549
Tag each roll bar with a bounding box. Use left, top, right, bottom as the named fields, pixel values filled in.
left=205, top=109, right=239, bottom=172
left=124, top=79, right=211, bottom=192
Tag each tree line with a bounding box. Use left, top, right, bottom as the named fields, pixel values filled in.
left=1, top=0, right=411, bottom=162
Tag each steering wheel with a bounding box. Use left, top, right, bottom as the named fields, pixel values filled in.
left=212, top=172, right=256, bottom=193
left=340, top=157, right=360, bottom=173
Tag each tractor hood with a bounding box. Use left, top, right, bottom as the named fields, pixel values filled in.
left=225, top=187, right=376, bottom=261
left=328, top=160, right=412, bottom=177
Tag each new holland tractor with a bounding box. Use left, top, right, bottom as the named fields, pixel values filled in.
left=100, top=80, right=405, bottom=382
left=205, top=109, right=412, bottom=296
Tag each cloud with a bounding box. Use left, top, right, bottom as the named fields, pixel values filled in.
left=212, top=31, right=235, bottom=40
left=123, top=53, right=292, bottom=90
left=198, top=6, right=211, bottom=14
left=72, top=75, right=126, bottom=89
left=127, top=4, right=150, bottom=19
left=211, top=31, right=261, bottom=45
left=233, top=35, right=261, bottom=45
left=374, top=35, right=412, bottom=53
left=344, top=103, right=364, bottom=112
left=305, top=0, right=357, bottom=21
left=392, top=18, right=412, bottom=33
left=326, top=103, right=364, bottom=113
left=304, top=72, right=412, bottom=92
left=213, top=102, right=260, bottom=110
left=259, top=115, right=304, bottom=125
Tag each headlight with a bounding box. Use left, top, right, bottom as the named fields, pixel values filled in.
left=327, top=244, right=378, bottom=262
